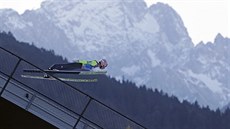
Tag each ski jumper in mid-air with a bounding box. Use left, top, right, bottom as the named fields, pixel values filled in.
left=48, top=59, right=108, bottom=71
left=22, top=59, right=108, bottom=80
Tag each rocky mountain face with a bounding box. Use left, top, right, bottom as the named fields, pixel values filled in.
left=0, top=0, right=229, bottom=109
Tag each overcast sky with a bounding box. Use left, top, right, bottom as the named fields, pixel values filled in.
left=0, top=0, right=229, bottom=44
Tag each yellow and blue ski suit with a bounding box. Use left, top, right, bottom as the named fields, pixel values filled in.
left=77, top=60, right=99, bottom=70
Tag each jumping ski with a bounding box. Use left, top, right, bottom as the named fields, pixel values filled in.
left=21, top=75, right=98, bottom=83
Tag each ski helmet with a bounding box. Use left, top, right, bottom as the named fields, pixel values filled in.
left=99, top=59, right=108, bottom=69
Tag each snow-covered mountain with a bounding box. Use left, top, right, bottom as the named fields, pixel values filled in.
left=180, top=34, right=230, bottom=108
left=0, top=0, right=229, bottom=109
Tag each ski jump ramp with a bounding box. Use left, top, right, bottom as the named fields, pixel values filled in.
left=0, top=47, right=146, bottom=129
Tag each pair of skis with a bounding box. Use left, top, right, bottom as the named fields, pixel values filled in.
left=21, top=69, right=107, bottom=83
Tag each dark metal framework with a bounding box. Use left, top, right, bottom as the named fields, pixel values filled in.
left=0, top=46, right=147, bottom=129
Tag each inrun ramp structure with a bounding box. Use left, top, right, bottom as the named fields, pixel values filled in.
left=0, top=47, right=147, bottom=129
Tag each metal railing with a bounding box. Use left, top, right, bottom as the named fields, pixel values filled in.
left=0, top=46, right=147, bottom=129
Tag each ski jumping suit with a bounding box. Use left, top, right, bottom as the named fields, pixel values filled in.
left=49, top=60, right=99, bottom=71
